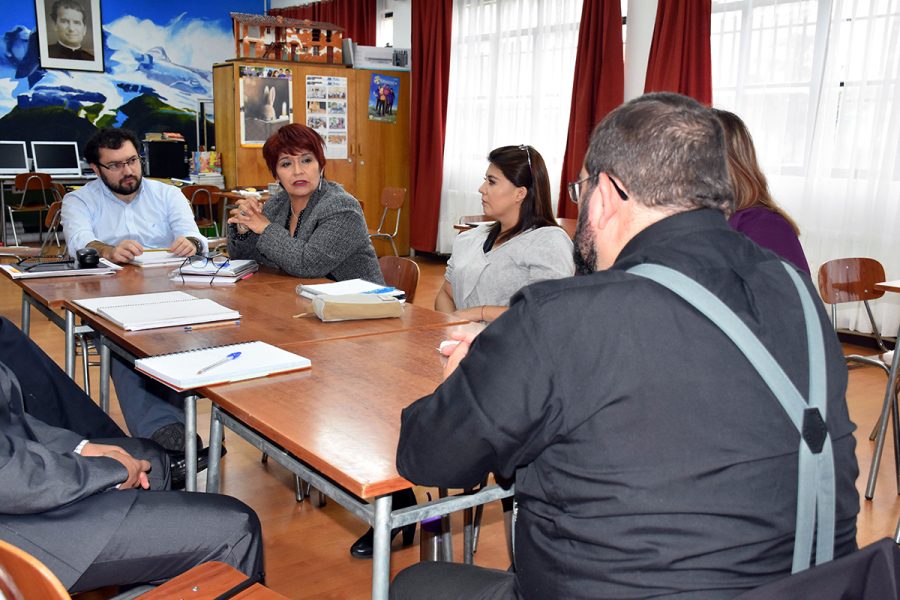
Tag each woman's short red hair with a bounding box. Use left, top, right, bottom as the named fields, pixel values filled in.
left=262, top=124, right=327, bottom=177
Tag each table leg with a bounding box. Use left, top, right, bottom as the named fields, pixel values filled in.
left=870, top=324, right=900, bottom=500
left=207, top=405, right=224, bottom=493
left=20, top=293, right=30, bottom=336
left=1, top=181, right=7, bottom=246
left=64, top=310, right=75, bottom=378
left=185, top=394, right=198, bottom=492
left=438, top=488, right=454, bottom=562
left=463, top=507, right=474, bottom=564
left=372, top=494, right=393, bottom=600
left=99, top=338, right=110, bottom=413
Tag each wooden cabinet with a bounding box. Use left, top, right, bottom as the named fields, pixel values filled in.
left=213, top=59, right=410, bottom=255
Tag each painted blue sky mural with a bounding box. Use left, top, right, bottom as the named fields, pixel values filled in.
left=0, top=0, right=263, bottom=150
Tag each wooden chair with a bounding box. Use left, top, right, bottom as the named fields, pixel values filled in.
left=39, top=200, right=66, bottom=257
left=368, top=187, right=406, bottom=256
left=181, top=185, right=222, bottom=238
left=818, top=257, right=898, bottom=498
left=379, top=255, right=419, bottom=303
left=0, top=539, right=69, bottom=600
left=8, top=173, right=58, bottom=246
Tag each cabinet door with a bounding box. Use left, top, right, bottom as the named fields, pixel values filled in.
left=354, top=70, right=411, bottom=256
left=292, top=64, right=358, bottom=199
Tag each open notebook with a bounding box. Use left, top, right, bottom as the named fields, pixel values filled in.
left=74, top=291, right=240, bottom=331
left=135, top=341, right=311, bottom=391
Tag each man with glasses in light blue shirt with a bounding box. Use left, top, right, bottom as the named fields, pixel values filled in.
left=61, top=128, right=210, bottom=466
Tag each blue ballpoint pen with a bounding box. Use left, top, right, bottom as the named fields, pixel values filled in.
left=196, top=351, right=241, bottom=375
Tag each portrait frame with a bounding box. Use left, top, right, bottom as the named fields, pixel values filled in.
left=35, top=0, right=105, bottom=72
left=238, top=66, right=293, bottom=147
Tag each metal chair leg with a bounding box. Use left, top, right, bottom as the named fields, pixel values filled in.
left=78, top=335, right=91, bottom=397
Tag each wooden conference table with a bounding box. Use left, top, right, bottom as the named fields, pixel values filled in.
left=35, top=263, right=511, bottom=599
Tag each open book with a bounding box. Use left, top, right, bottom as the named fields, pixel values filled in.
left=297, top=279, right=404, bottom=300
left=74, top=291, right=240, bottom=331
left=135, top=341, right=311, bottom=391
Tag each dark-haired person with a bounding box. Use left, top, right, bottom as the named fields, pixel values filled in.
left=391, top=93, right=858, bottom=598
left=61, top=127, right=209, bottom=454
left=47, top=0, right=93, bottom=61
left=228, top=123, right=383, bottom=283
left=714, top=109, right=811, bottom=274
left=434, top=145, right=574, bottom=323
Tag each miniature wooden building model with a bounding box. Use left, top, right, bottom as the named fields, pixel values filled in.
left=230, top=13, right=344, bottom=64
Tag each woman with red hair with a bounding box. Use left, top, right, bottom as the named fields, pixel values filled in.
left=228, top=124, right=383, bottom=282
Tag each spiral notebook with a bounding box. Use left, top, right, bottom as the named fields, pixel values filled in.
left=135, top=341, right=311, bottom=391
left=74, top=291, right=241, bottom=331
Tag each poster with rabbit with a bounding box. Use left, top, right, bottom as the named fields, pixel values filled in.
left=239, top=66, right=292, bottom=146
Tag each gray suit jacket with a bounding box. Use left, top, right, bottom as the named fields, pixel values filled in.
left=227, top=179, right=384, bottom=283
left=0, top=361, right=133, bottom=587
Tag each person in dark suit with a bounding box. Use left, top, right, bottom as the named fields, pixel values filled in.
left=46, top=0, right=94, bottom=61
left=0, top=317, right=263, bottom=592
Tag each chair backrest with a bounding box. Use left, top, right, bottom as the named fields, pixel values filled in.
left=180, top=185, right=220, bottom=207
left=43, top=200, right=63, bottom=230
left=817, top=258, right=886, bottom=304
left=13, top=172, right=52, bottom=192
left=374, top=187, right=406, bottom=236
left=379, top=255, right=419, bottom=303
left=12, top=172, right=52, bottom=208
left=0, top=539, right=70, bottom=600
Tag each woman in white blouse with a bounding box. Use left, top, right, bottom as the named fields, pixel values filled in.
left=435, top=145, right=575, bottom=322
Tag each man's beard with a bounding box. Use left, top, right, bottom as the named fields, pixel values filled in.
left=573, top=207, right=597, bottom=275
left=100, top=170, right=141, bottom=196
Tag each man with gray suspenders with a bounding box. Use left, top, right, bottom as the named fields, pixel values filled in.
left=391, top=93, right=859, bottom=599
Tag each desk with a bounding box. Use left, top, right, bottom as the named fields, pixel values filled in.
left=202, top=328, right=513, bottom=600
left=0, top=173, right=97, bottom=245
left=873, top=281, right=900, bottom=542
left=61, top=269, right=465, bottom=491
left=139, top=561, right=287, bottom=599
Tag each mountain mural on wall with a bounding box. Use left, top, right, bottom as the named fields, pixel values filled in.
left=0, top=2, right=257, bottom=153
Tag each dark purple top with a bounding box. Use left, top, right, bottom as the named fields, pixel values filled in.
left=728, top=206, right=810, bottom=274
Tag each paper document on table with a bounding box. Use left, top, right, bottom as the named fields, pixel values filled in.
left=135, top=341, right=311, bottom=391
left=74, top=291, right=240, bottom=331
left=129, top=251, right=186, bottom=267
left=0, top=263, right=117, bottom=280
left=297, top=278, right=404, bottom=299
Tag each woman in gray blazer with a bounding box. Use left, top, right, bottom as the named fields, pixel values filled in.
left=228, top=124, right=384, bottom=283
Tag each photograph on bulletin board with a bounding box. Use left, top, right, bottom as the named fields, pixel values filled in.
left=367, top=73, right=400, bottom=124
left=239, top=66, right=292, bottom=146
left=306, top=74, right=347, bottom=159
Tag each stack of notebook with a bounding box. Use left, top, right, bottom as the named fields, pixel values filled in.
left=74, top=291, right=241, bottom=331
left=169, top=259, right=259, bottom=285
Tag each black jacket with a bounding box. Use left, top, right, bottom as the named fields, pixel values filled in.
left=397, top=209, right=859, bottom=599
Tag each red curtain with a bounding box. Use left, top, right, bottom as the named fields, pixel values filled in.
left=557, top=0, right=625, bottom=219
left=409, top=1, right=453, bottom=253
left=643, top=0, right=712, bottom=104
left=268, top=0, right=377, bottom=47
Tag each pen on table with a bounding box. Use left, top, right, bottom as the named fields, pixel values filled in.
left=196, top=351, right=241, bottom=375
left=362, top=287, right=397, bottom=295
left=184, top=320, right=241, bottom=332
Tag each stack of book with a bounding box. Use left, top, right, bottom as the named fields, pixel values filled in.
left=169, top=259, right=259, bottom=285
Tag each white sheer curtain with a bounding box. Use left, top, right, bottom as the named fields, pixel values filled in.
left=435, top=0, right=582, bottom=254
left=711, top=0, right=900, bottom=336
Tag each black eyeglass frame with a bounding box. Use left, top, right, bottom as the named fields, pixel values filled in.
left=96, top=155, right=144, bottom=173
left=567, top=172, right=629, bottom=204
left=175, top=253, right=231, bottom=286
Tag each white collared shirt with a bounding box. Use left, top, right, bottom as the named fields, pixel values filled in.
left=61, top=178, right=208, bottom=257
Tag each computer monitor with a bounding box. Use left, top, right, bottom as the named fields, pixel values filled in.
left=0, top=141, right=29, bottom=176
left=31, top=141, right=81, bottom=177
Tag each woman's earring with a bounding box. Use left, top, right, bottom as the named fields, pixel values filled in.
left=318, top=171, right=323, bottom=191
